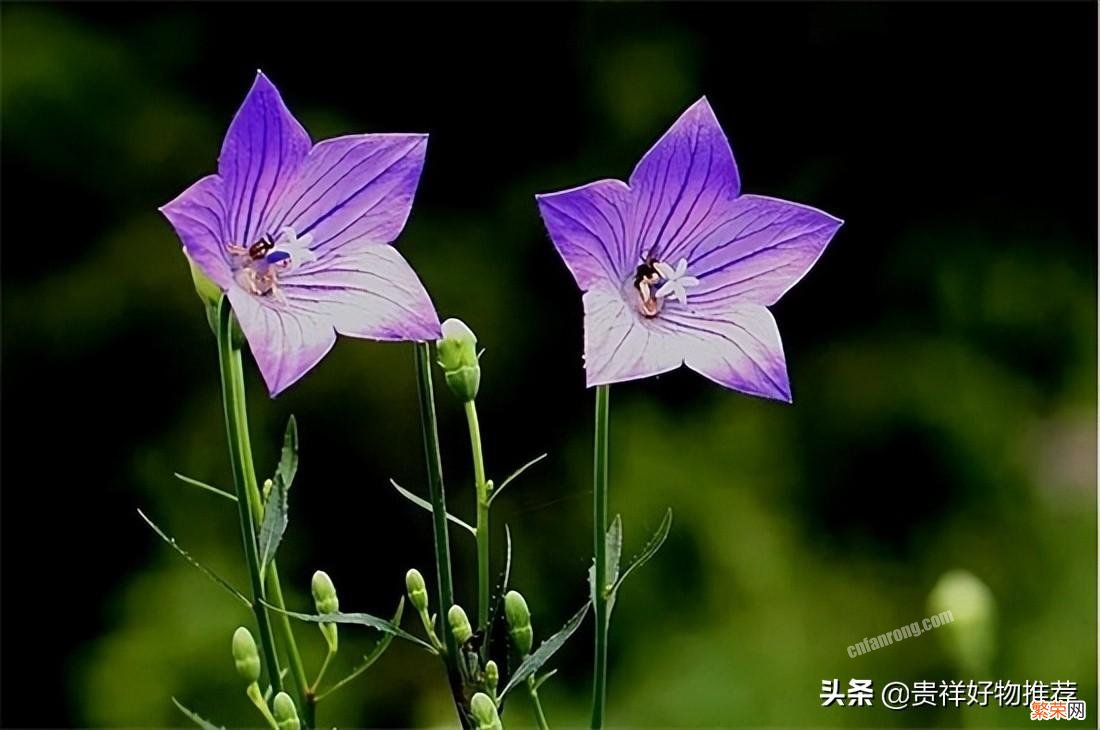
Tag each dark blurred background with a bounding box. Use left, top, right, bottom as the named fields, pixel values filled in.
left=1, top=2, right=1096, bottom=727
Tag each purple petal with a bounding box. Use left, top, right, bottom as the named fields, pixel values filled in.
left=582, top=286, right=682, bottom=387
left=684, top=195, right=843, bottom=307
left=537, top=179, right=634, bottom=290
left=219, top=72, right=310, bottom=248
left=227, top=286, right=336, bottom=396
left=662, top=300, right=790, bottom=401
left=627, top=97, right=741, bottom=264
left=279, top=245, right=441, bottom=342
left=159, top=174, right=232, bottom=287
left=270, top=134, right=428, bottom=258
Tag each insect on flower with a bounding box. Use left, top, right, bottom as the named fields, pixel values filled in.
left=160, top=71, right=441, bottom=395
left=536, top=97, right=842, bottom=401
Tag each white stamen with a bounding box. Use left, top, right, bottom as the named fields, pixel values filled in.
left=653, top=258, right=700, bottom=305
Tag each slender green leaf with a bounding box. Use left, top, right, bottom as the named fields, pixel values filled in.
left=172, top=698, right=225, bottom=730
left=611, top=508, right=672, bottom=595
left=173, top=473, right=237, bottom=502
left=262, top=601, right=436, bottom=654
left=606, top=514, right=623, bottom=586
left=389, top=479, right=475, bottom=536
left=500, top=602, right=590, bottom=698
left=276, top=416, right=299, bottom=490
left=138, top=510, right=250, bottom=607
left=317, top=599, right=404, bottom=701
left=531, top=668, right=558, bottom=692
left=488, top=453, right=548, bottom=505
left=257, top=475, right=288, bottom=572
left=257, top=417, right=298, bottom=571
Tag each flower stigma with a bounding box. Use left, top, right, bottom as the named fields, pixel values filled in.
left=631, top=256, right=700, bottom=317
left=229, top=226, right=316, bottom=299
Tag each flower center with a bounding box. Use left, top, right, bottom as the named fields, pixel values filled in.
left=631, top=256, right=700, bottom=317
left=228, top=226, right=315, bottom=298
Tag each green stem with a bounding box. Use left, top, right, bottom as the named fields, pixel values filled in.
left=266, top=564, right=311, bottom=726
left=217, top=298, right=311, bottom=726
left=311, top=649, right=335, bottom=693
left=590, top=385, right=610, bottom=730
left=528, top=676, right=551, bottom=730
left=463, top=400, right=491, bottom=628
left=216, top=298, right=283, bottom=693
left=415, top=343, right=472, bottom=730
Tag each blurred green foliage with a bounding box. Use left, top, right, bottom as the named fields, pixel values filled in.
left=1, top=3, right=1094, bottom=728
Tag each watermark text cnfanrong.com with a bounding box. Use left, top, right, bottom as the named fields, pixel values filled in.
left=847, top=610, right=955, bottom=658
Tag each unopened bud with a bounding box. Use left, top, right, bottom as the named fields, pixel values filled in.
left=272, top=692, right=300, bottom=730
left=504, top=590, right=533, bottom=655
left=262, top=478, right=274, bottom=501
left=470, top=692, right=502, bottom=730
left=448, top=604, right=473, bottom=644
left=312, top=570, right=339, bottom=652
left=231, top=626, right=261, bottom=684
left=928, top=569, right=996, bottom=675
left=485, top=659, right=499, bottom=694
left=437, top=318, right=481, bottom=402
left=406, top=568, right=429, bottom=613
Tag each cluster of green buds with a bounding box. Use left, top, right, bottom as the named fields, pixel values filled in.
left=232, top=626, right=284, bottom=729
left=436, top=318, right=481, bottom=402
left=312, top=570, right=340, bottom=653
left=504, top=590, right=533, bottom=656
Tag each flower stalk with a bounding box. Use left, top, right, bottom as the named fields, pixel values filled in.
left=463, top=399, right=491, bottom=628
left=216, top=296, right=283, bottom=693
left=590, top=384, right=611, bottom=729
left=414, top=342, right=472, bottom=729
left=216, top=297, right=312, bottom=725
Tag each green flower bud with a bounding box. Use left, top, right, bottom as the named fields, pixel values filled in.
left=272, top=691, right=301, bottom=730
left=231, top=626, right=261, bottom=684
left=312, top=570, right=339, bottom=652
left=436, top=318, right=481, bottom=402
left=448, top=604, right=473, bottom=644
left=484, top=659, right=499, bottom=694
left=927, top=569, right=996, bottom=675
left=406, top=568, right=429, bottom=613
left=262, top=478, right=274, bottom=501
left=311, top=570, right=340, bottom=614
left=504, top=590, right=533, bottom=656
left=469, top=692, right=502, bottom=730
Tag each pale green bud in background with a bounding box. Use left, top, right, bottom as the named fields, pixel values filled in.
left=448, top=604, right=473, bottom=644
left=231, top=626, right=261, bottom=684
left=272, top=691, right=301, bottom=730
left=188, top=256, right=222, bottom=309
left=436, top=318, right=481, bottom=402
left=484, top=659, right=499, bottom=695
left=927, top=569, right=996, bottom=675
left=312, top=570, right=339, bottom=652
left=504, top=590, right=533, bottom=656
left=406, top=568, right=429, bottom=613
left=469, top=692, right=502, bottom=730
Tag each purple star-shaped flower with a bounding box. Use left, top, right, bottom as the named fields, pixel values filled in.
left=161, top=71, right=441, bottom=395
left=537, top=97, right=842, bottom=401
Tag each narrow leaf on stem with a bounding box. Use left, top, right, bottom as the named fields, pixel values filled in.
left=262, top=602, right=437, bottom=654
left=389, top=479, right=476, bottom=536
left=488, top=453, right=548, bottom=506
left=137, top=509, right=251, bottom=608
left=172, top=698, right=226, bottom=730
left=501, top=602, right=590, bottom=698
